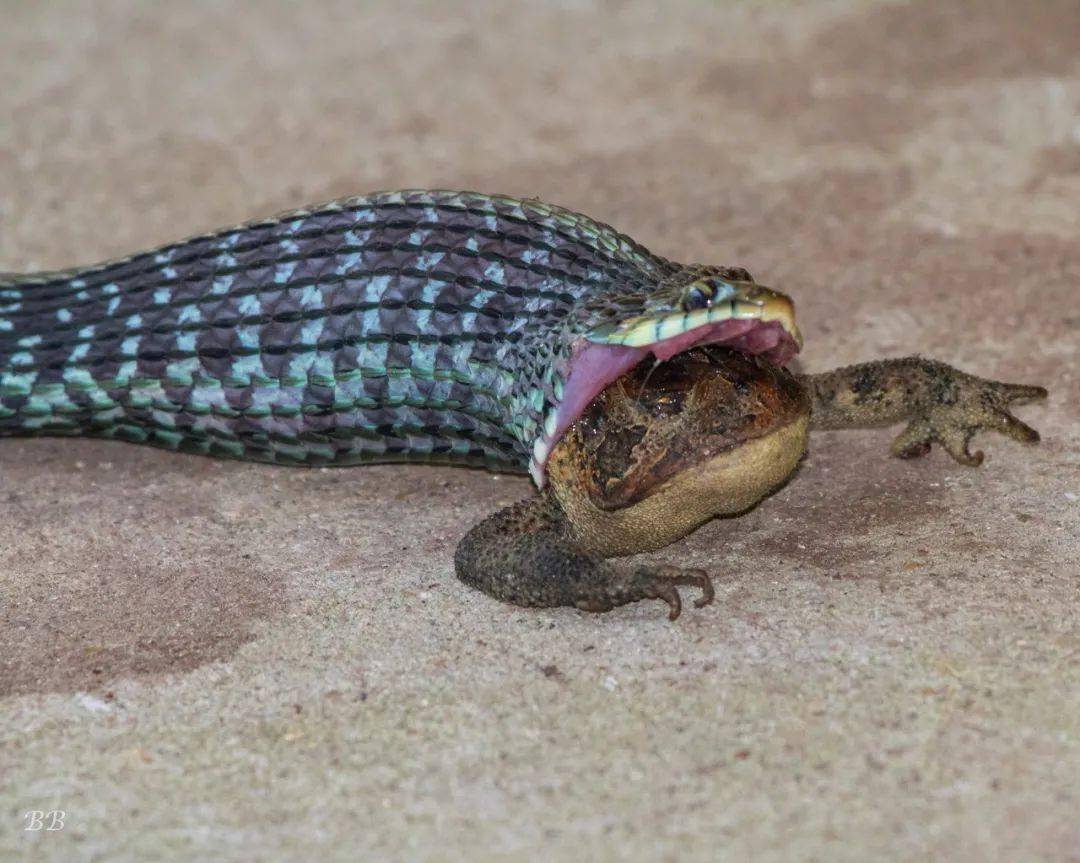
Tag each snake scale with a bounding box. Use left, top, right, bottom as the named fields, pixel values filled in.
left=1, top=190, right=794, bottom=485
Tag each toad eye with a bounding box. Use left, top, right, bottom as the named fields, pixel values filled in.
left=683, top=285, right=711, bottom=311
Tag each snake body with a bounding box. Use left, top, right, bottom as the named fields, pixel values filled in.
left=0, top=190, right=793, bottom=483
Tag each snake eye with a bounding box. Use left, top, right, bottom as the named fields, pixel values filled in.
left=683, top=285, right=711, bottom=311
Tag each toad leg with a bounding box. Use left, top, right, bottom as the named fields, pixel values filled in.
left=799, top=357, right=1047, bottom=466
left=454, top=493, right=714, bottom=619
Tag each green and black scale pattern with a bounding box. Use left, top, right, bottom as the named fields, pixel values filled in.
left=0, top=190, right=744, bottom=480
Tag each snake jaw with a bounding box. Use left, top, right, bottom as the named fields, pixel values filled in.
left=528, top=283, right=802, bottom=486
left=587, top=281, right=802, bottom=353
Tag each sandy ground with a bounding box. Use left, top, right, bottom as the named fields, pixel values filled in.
left=1, top=1, right=1078, bottom=860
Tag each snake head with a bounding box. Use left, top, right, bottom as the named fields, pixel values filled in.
left=529, top=267, right=803, bottom=486
left=587, top=273, right=802, bottom=358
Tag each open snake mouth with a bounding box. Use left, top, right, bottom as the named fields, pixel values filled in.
left=529, top=298, right=802, bottom=485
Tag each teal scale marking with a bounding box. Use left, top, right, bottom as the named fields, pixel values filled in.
left=0, top=190, right=753, bottom=479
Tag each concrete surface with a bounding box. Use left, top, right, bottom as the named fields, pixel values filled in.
left=1, top=1, right=1078, bottom=860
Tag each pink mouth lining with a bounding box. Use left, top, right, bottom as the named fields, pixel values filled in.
left=529, top=319, right=799, bottom=486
